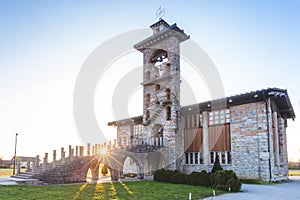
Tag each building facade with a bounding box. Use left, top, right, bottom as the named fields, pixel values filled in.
left=108, top=19, right=295, bottom=181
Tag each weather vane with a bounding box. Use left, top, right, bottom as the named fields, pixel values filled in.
left=156, top=6, right=165, bottom=20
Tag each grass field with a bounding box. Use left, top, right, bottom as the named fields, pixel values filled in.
left=289, top=169, right=300, bottom=176
left=0, top=181, right=226, bottom=200
left=0, top=168, right=26, bottom=177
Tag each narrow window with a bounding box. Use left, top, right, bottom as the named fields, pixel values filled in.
left=166, top=88, right=171, bottom=100
left=155, top=84, right=160, bottom=91
left=146, top=94, right=150, bottom=107
left=166, top=106, right=171, bottom=120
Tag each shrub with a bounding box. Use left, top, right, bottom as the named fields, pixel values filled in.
left=171, top=171, right=186, bottom=184
left=211, top=154, right=223, bottom=173
left=101, top=165, right=108, bottom=176
left=187, top=170, right=211, bottom=187
left=210, top=170, right=241, bottom=192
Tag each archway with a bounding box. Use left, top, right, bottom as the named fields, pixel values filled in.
left=153, top=124, right=164, bottom=146
left=122, top=156, right=139, bottom=178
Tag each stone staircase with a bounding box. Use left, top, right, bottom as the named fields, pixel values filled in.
left=11, top=167, right=42, bottom=179
left=144, top=104, right=165, bottom=126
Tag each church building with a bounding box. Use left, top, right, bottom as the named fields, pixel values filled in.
left=108, top=18, right=295, bottom=181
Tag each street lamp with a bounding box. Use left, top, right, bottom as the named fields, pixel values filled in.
left=13, top=133, right=18, bottom=175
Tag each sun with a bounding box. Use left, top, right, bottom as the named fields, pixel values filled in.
left=99, top=148, right=107, bottom=155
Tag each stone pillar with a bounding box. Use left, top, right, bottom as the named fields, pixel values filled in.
left=87, top=143, right=91, bottom=156
left=53, top=150, right=57, bottom=162
left=76, top=146, right=79, bottom=157
left=273, top=111, right=280, bottom=166
left=79, top=146, right=84, bottom=157
left=32, top=161, right=36, bottom=176
left=52, top=150, right=57, bottom=168
left=70, top=148, right=74, bottom=161
left=26, top=158, right=30, bottom=172
left=17, top=161, right=21, bottom=174
left=69, top=145, right=72, bottom=158
left=104, top=142, right=106, bottom=149
left=36, top=155, right=40, bottom=167
left=202, top=111, right=209, bottom=166
left=43, top=152, right=48, bottom=172
left=61, top=147, right=64, bottom=159
left=61, top=148, right=65, bottom=165
left=92, top=146, right=95, bottom=156
left=108, top=141, right=112, bottom=150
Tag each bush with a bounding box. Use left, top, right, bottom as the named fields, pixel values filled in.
left=187, top=170, right=211, bottom=187
left=211, top=154, right=223, bottom=173
left=210, top=170, right=241, bottom=192
left=171, top=171, right=186, bottom=184
left=101, top=165, right=108, bottom=176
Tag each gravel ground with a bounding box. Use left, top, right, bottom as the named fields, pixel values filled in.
left=204, top=176, right=300, bottom=200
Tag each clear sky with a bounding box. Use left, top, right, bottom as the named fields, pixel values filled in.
left=0, top=0, right=299, bottom=161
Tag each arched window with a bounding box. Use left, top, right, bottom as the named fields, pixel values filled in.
left=166, top=106, right=171, bottom=120
left=166, top=88, right=171, bottom=100
left=150, top=50, right=168, bottom=64
left=146, top=94, right=150, bottom=107
left=155, top=84, right=160, bottom=91
left=145, top=71, right=151, bottom=80
left=165, top=63, right=170, bottom=75
left=146, top=110, right=150, bottom=121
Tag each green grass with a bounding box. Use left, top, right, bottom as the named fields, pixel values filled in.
left=0, top=168, right=26, bottom=177
left=289, top=169, right=300, bottom=176
left=240, top=178, right=272, bottom=185
left=0, top=181, right=226, bottom=200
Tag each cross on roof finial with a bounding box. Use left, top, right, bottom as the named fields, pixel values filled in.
left=156, top=6, right=165, bottom=20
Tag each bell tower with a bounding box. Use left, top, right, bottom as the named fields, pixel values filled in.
left=134, top=19, right=189, bottom=170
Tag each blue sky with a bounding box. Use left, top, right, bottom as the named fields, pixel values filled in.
left=0, top=0, right=299, bottom=161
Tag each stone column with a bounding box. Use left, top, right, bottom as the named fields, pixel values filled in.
left=43, top=153, right=48, bottom=172
left=69, top=145, right=72, bottom=158
left=61, top=148, right=65, bottom=165
left=61, top=147, right=64, bottom=160
left=70, top=148, right=74, bottom=161
left=273, top=111, right=280, bottom=166
left=52, top=150, right=57, bottom=168
left=26, top=158, right=30, bottom=172
left=92, top=146, right=95, bottom=156
left=87, top=143, right=90, bottom=157
left=53, top=150, right=57, bottom=162
left=76, top=146, right=79, bottom=157
left=108, top=141, right=112, bottom=150
left=36, top=155, right=40, bottom=167
left=17, top=161, right=21, bottom=174
left=79, top=146, right=84, bottom=157
left=114, top=139, right=117, bottom=148
left=32, top=161, right=36, bottom=176
left=202, top=111, right=209, bottom=166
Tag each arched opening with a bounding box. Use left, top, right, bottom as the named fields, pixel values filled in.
left=86, top=168, right=93, bottom=182
left=166, top=88, right=171, bottom=100
left=147, top=151, right=166, bottom=175
left=146, top=110, right=150, bottom=122
left=100, top=164, right=111, bottom=180
left=165, top=63, right=171, bottom=75
left=151, top=50, right=169, bottom=77
left=166, top=106, right=171, bottom=121
left=150, top=49, right=168, bottom=64
left=146, top=94, right=150, bottom=107
left=152, top=124, right=163, bottom=146
left=155, top=84, right=160, bottom=91
left=122, top=157, right=138, bottom=178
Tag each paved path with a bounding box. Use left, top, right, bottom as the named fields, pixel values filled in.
left=204, top=176, right=300, bottom=200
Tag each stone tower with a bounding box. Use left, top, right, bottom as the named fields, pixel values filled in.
left=134, top=19, right=189, bottom=170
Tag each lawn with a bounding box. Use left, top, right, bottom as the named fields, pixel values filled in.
left=289, top=169, right=300, bottom=176
left=0, top=181, right=226, bottom=200
left=0, top=168, right=26, bottom=177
